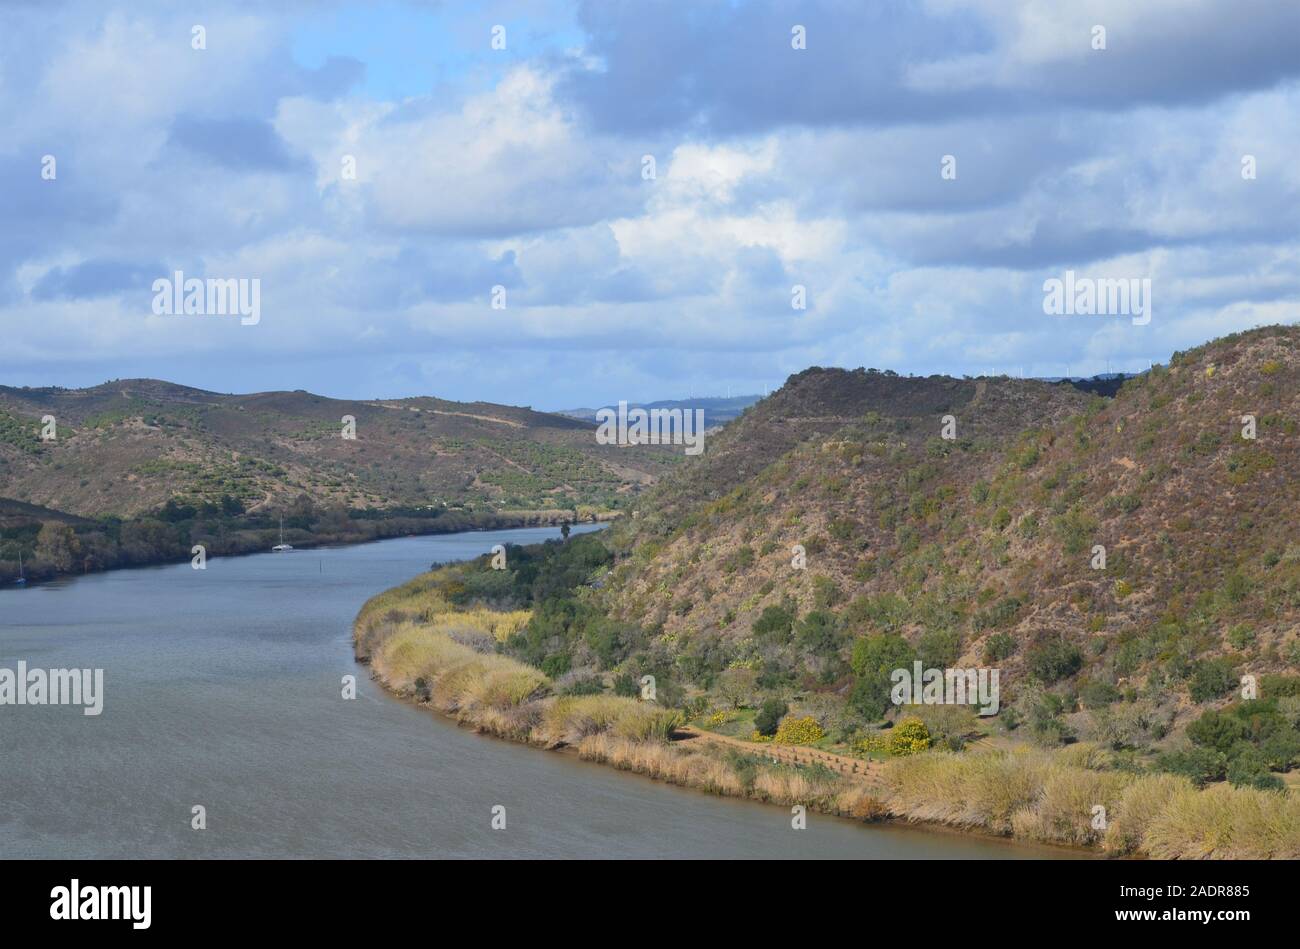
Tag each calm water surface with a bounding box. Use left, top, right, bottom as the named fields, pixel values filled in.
left=0, top=526, right=1079, bottom=859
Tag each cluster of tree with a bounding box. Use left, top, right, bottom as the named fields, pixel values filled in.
left=1157, top=683, right=1300, bottom=791
left=0, top=495, right=575, bottom=584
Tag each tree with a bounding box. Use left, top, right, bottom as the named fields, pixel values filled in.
left=752, top=604, right=795, bottom=640
left=717, top=668, right=758, bottom=709
left=1026, top=639, right=1083, bottom=684
left=34, top=523, right=80, bottom=572
left=560, top=520, right=571, bottom=540
left=754, top=698, right=788, bottom=736
left=1187, top=709, right=1248, bottom=754
left=849, top=633, right=916, bottom=720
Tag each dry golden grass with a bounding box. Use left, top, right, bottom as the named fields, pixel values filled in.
left=886, top=745, right=1300, bottom=857
left=426, top=608, right=532, bottom=643
left=836, top=785, right=891, bottom=822
left=884, top=749, right=1050, bottom=833
left=1143, top=783, right=1300, bottom=859
left=538, top=694, right=681, bottom=746
left=1103, top=773, right=1194, bottom=855
left=577, top=734, right=745, bottom=795
left=367, top=601, right=682, bottom=751
left=1011, top=767, right=1134, bottom=846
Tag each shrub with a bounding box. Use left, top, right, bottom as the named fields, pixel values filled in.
left=752, top=604, right=795, bottom=639
left=541, top=653, right=572, bottom=678
left=983, top=632, right=1016, bottom=662
left=917, top=628, right=961, bottom=668
left=1188, top=658, right=1238, bottom=703
left=1103, top=773, right=1194, bottom=855
left=774, top=715, right=825, bottom=745
left=1079, top=679, right=1121, bottom=709
left=1186, top=709, right=1248, bottom=754
left=754, top=698, right=788, bottom=737
left=1026, top=639, right=1083, bottom=683
left=1156, top=746, right=1227, bottom=787
left=1227, top=623, right=1256, bottom=650
left=889, top=718, right=931, bottom=755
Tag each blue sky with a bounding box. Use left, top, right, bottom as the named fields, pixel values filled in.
left=2, top=0, right=1298, bottom=409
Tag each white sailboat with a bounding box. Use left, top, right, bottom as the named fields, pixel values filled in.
left=272, top=516, right=294, bottom=551
left=14, top=549, right=26, bottom=585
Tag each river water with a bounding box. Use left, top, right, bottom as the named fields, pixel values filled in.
left=0, top=525, right=1077, bottom=859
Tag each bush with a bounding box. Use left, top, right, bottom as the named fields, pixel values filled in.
left=889, top=718, right=931, bottom=755
left=541, top=653, right=572, bottom=678
left=774, top=715, right=825, bottom=745
left=1079, top=679, right=1121, bottom=709
left=1156, top=746, right=1227, bottom=787
left=1188, top=658, right=1238, bottom=703
left=754, top=698, right=788, bottom=737
left=1027, top=639, right=1083, bottom=684
left=752, top=604, right=794, bottom=639
left=1227, top=623, right=1256, bottom=650
left=1226, top=746, right=1285, bottom=791
left=917, top=628, right=961, bottom=668
left=1186, top=709, right=1248, bottom=754
left=983, top=632, right=1016, bottom=662
left=612, top=672, right=638, bottom=697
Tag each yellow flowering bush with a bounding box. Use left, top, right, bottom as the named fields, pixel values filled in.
left=855, top=734, right=890, bottom=756
left=750, top=730, right=773, bottom=743
left=889, top=718, right=932, bottom=756
left=773, top=715, right=825, bottom=745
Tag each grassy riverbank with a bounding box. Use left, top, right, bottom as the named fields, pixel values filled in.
left=352, top=547, right=890, bottom=825
left=355, top=534, right=1300, bottom=859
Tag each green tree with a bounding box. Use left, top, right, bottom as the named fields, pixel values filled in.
left=35, top=523, right=80, bottom=572
left=849, top=634, right=915, bottom=720
left=754, top=698, right=788, bottom=737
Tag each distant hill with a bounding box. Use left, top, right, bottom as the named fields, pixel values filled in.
left=557, top=395, right=762, bottom=429
left=0, top=379, right=678, bottom=520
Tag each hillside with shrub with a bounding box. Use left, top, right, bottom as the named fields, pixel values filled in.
left=0, top=379, right=674, bottom=518
left=584, top=327, right=1300, bottom=763
left=0, top=379, right=675, bottom=581
left=360, top=326, right=1300, bottom=855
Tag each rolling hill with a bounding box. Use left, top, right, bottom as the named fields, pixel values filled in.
left=0, top=379, right=677, bottom=519
left=350, top=325, right=1300, bottom=857
left=582, top=325, right=1300, bottom=751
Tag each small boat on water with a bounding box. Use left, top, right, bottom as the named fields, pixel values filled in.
left=14, top=550, right=27, bottom=585
left=272, top=516, right=294, bottom=552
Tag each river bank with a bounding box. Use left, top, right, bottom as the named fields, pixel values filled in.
left=354, top=550, right=1300, bottom=860
left=4, top=525, right=1057, bottom=859
left=352, top=566, right=1088, bottom=855
left=1, top=505, right=616, bottom=586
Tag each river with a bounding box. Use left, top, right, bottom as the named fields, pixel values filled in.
left=0, top=525, right=1079, bottom=859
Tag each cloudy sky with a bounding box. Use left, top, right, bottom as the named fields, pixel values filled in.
left=3, top=0, right=1298, bottom=409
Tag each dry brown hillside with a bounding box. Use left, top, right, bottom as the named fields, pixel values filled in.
left=594, top=326, right=1300, bottom=739
left=0, top=379, right=676, bottom=518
